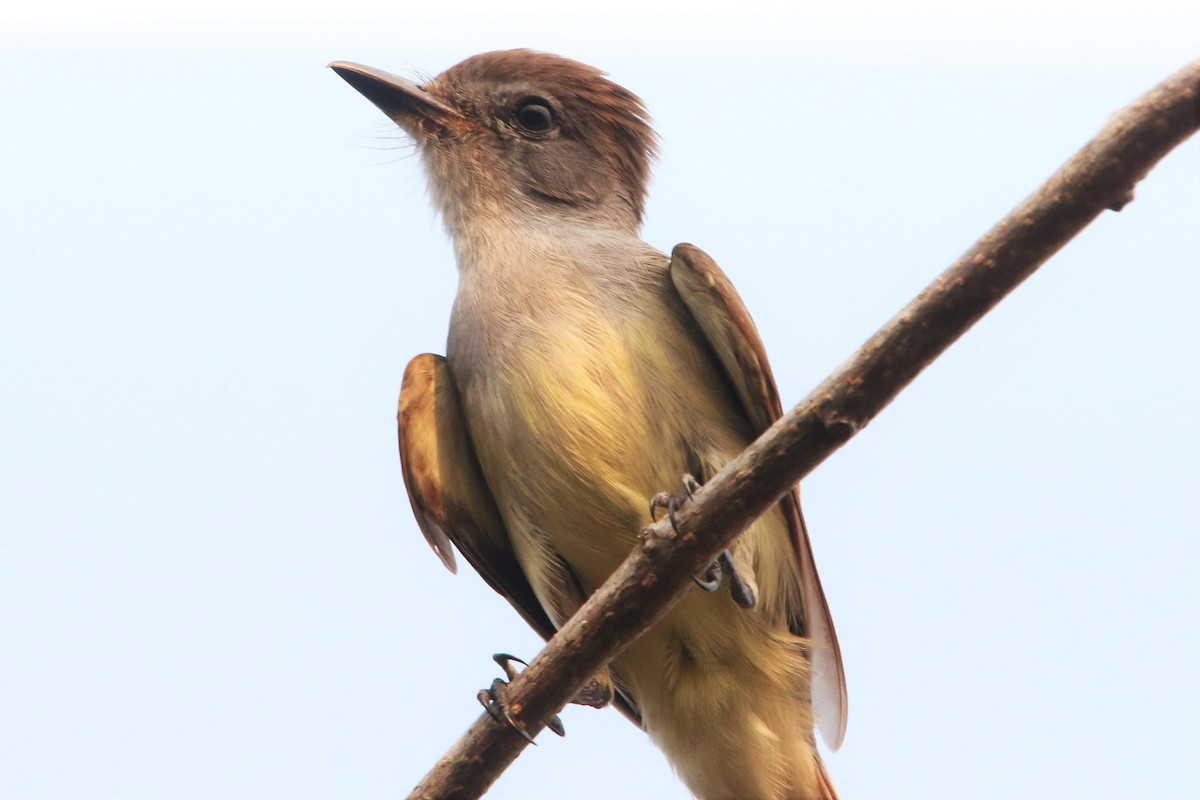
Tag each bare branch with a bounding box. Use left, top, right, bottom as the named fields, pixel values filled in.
left=407, top=58, right=1200, bottom=799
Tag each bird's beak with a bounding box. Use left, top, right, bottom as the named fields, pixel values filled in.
left=328, top=61, right=461, bottom=133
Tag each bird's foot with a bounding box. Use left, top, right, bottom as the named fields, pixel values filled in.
left=477, top=653, right=564, bottom=741
left=572, top=669, right=614, bottom=709
left=692, top=548, right=757, bottom=608
left=648, top=473, right=702, bottom=535
left=649, top=475, right=756, bottom=609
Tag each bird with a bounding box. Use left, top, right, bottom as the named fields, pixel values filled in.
left=330, top=50, right=847, bottom=800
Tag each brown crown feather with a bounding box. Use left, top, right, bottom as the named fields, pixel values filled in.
left=431, top=49, right=659, bottom=223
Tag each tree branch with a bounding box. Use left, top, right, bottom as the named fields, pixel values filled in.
left=408, top=58, right=1200, bottom=799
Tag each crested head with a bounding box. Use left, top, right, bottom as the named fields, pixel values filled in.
left=333, top=50, right=658, bottom=236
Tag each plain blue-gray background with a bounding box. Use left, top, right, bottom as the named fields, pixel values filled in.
left=2, top=3, right=1197, bottom=798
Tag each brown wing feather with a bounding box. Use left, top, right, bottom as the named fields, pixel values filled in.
left=398, top=354, right=644, bottom=725
left=668, top=243, right=848, bottom=750
left=399, top=353, right=556, bottom=640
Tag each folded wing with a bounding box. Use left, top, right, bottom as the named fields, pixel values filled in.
left=398, top=353, right=557, bottom=640
left=668, top=243, right=848, bottom=750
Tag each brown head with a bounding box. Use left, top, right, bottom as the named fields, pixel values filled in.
left=330, top=50, right=658, bottom=235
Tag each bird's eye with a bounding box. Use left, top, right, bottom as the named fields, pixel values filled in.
left=513, top=98, right=556, bottom=134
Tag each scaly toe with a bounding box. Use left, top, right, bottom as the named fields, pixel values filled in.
left=692, top=557, right=722, bottom=592
left=648, top=492, right=672, bottom=521
left=477, top=678, right=536, bottom=743
left=482, top=653, right=570, bottom=739
left=719, top=550, right=757, bottom=609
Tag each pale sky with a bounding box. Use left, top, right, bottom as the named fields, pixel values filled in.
left=2, top=3, right=1197, bottom=799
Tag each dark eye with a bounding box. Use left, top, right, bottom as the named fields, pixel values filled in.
left=514, top=98, right=556, bottom=134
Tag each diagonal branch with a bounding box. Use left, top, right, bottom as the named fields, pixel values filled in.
left=408, top=58, right=1200, bottom=799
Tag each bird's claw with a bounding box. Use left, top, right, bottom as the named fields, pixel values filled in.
left=649, top=493, right=685, bottom=535
left=649, top=473, right=702, bottom=536
left=692, top=556, right=723, bottom=591
left=477, top=679, right=537, bottom=742
left=692, top=549, right=757, bottom=609
left=649, top=491, right=673, bottom=524
left=572, top=674, right=614, bottom=709
left=649, top=475, right=756, bottom=609
left=477, top=653, right=564, bottom=741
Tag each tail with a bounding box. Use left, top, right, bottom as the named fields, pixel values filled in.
left=645, top=688, right=839, bottom=800
left=813, top=756, right=840, bottom=800
left=616, top=592, right=839, bottom=800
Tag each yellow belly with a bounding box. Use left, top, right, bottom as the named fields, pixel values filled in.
left=457, top=297, right=826, bottom=800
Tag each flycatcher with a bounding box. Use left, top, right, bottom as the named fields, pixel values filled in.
left=331, top=50, right=846, bottom=800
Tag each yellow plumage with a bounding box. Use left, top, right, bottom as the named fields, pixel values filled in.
left=335, top=49, right=846, bottom=800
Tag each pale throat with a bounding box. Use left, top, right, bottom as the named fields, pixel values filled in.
left=424, top=161, right=642, bottom=269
